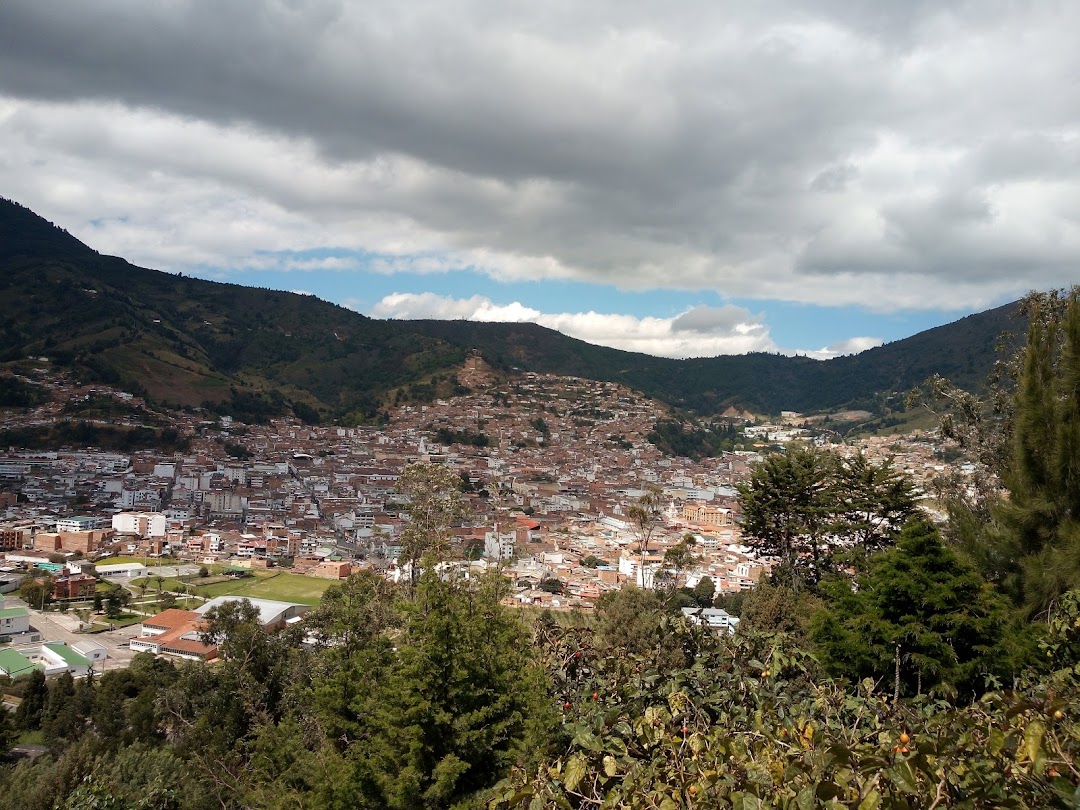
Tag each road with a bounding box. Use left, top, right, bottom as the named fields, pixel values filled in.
left=17, top=607, right=140, bottom=672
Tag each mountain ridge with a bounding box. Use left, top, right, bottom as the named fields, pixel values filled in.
left=0, top=196, right=1018, bottom=419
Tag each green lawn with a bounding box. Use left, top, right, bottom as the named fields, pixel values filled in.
left=134, top=570, right=333, bottom=606
left=90, top=613, right=144, bottom=631
left=99, top=556, right=181, bottom=566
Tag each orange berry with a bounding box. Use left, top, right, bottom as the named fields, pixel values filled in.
left=899, top=732, right=910, bottom=745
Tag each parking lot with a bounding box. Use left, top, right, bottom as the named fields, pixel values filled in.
left=12, top=604, right=141, bottom=672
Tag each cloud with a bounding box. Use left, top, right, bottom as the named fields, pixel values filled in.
left=803, top=336, right=884, bottom=360
left=372, top=293, right=778, bottom=358
left=1, top=2, right=1080, bottom=312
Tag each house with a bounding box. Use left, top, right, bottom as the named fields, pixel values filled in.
left=15, top=643, right=92, bottom=677
left=131, top=609, right=217, bottom=661
left=72, top=640, right=108, bottom=665
left=680, top=606, right=740, bottom=634
left=52, top=572, right=98, bottom=599
left=0, top=605, right=31, bottom=635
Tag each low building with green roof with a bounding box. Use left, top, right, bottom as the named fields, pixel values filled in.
left=0, top=647, right=37, bottom=677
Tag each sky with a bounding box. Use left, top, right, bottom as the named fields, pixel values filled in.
left=1, top=1, right=1078, bottom=360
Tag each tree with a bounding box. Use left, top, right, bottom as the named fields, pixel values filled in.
left=627, top=483, right=664, bottom=584
left=998, top=291, right=1080, bottom=612
left=812, top=516, right=1009, bottom=699
left=373, top=570, right=546, bottom=808
left=832, top=451, right=918, bottom=556
left=396, top=462, right=470, bottom=588
left=691, top=575, right=715, bottom=607
left=19, top=576, right=53, bottom=610
left=0, top=705, right=15, bottom=754
left=105, top=587, right=124, bottom=619
left=737, top=446, right=834, bottom=589
left=660, top=534, right=697, bottom=592
left=910, top=289, right=1080, bottom=613
left=14, top=669, right=47, bottom=730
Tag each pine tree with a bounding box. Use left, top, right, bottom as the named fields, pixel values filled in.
left=812, top=516, right=1009, bottom=699
left=997, top=290, right=1080, bottom=613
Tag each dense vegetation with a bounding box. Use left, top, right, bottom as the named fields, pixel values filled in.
left=1, top=198, right=1019, bottom=418
left=647, top=418, right=743, bottom=459
left=0, top=421, right=189, bottom=453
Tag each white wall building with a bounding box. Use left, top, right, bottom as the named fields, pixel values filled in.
left=112, top=511, right=167, bottom=538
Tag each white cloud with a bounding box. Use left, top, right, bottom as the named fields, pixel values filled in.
left=2, top=2, right=1080, bottom=312
left=803, top=336, right=884, bottom=360
left=372, top=293, right=778, bottom=358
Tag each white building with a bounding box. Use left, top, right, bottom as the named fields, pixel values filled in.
left=484, top=530, right=515, bottom=561
left=112, top=511, right=167, bottom=538
left=56, top=516, right=107, bottom=533
left=0, top=605, right=31, bottom=635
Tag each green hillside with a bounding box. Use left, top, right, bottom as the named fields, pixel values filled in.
left=407, top=302, right=1019, bottom=414
left=0, top=197, right=1020, bottom=419
left=0, top=198, right=464, bottom=421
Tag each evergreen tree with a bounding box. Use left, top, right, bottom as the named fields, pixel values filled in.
left=372, top=569, right=546, bottom=809
left=996, top=290, right=1080, bottom=612
left=14, top=669, right=47, bottom=731
left=832, top=451, right=918, bottom=555
left=812, top=516, right=1009, bottom=699
left=737, top=446, right=834, bottom=588
left=397, top=462, right=470, bottom=589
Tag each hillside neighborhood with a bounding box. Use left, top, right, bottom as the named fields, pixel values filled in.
left=1, top=359, right=971, bottom=677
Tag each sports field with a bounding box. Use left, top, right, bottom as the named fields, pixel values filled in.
left=135, top=569, right=332, bottom=606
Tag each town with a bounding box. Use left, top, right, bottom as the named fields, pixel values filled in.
left=0, top=357, right=969, bottom=677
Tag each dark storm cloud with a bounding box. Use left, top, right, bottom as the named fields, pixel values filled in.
left=1, top=0, right=1079, bottom=310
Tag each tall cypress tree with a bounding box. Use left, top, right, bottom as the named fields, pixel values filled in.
left=997, top=290, right=1080, bottom=612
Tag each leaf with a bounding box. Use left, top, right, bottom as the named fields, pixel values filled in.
left=563, top=754, right=587, bottom=792
left=886, top=761, right=918, bottom=794
left=857, top=789, right=882, bottom=810
left=1024, top=719, right=1046, bottom=763
left=603, top=755, right=618, bottom=778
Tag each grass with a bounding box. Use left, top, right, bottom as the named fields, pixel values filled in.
left=98, top=556, right=180, bottom=566
left=134, top=570, right=332, bottom=606
left=89, top=613, right=143, bottom=631
left=17, top=730, right=46, bottom=746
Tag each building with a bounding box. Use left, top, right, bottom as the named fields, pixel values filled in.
left=9, top=643, right=92, bottom=678
left=680, top=502, right=734, bottom=527
left=681, top=606, right=740, bottom=634
left=131, top=609, right=217, bottom=661
left=0, top=526, right=30, bottom=551
left=194, top=596, right=310, bottom=629
left=55, top=516, right=108, bottom=533
left=112, top=511, right=167, bottom=538
left=0, top=605, right=31, bottom=635
left=52, top=572, right=98, bottom=599
left=0, top=648, right=36, bottom=677
left=34, top=529, right=114, bottom=555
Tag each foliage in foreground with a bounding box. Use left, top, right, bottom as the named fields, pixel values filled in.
left=492, top=604, right=1080, bottom=810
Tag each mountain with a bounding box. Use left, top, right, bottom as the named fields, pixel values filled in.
left=0, top=197, right=1020, bottom=419
left=403, top=301, right=1019, bottom=414
left=0, top=198, right=464, bottom=422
